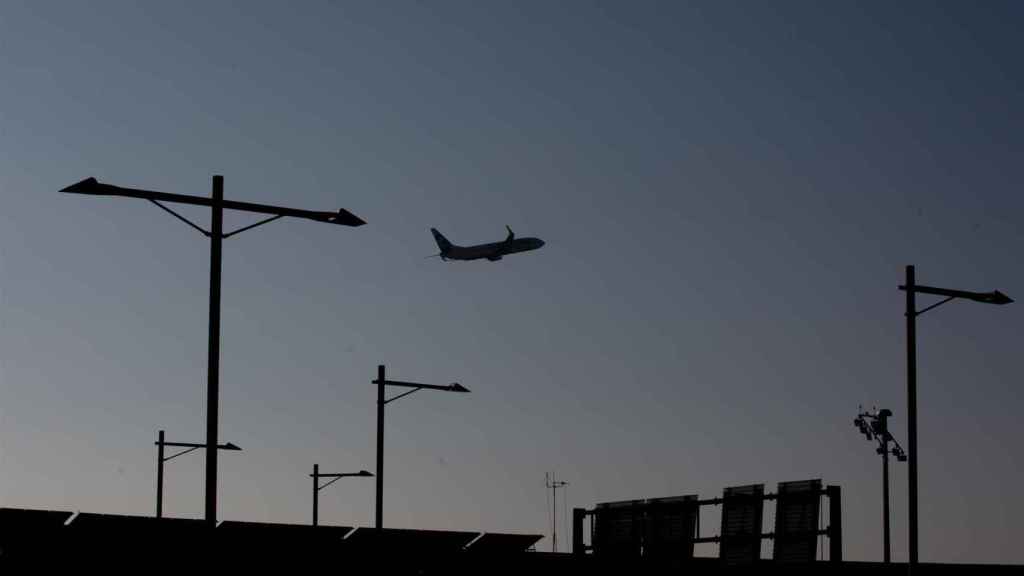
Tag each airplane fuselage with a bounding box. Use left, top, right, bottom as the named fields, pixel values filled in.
left=444, top=237, right=545, bottom=261
left=431, top=227, right=544, bottom=261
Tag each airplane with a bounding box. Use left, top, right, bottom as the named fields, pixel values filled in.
left=430, top=226, right=545, bottom=261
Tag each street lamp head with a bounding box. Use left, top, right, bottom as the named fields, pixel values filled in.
left=313, top=208, right=366, bottom=227
left=357, top=470, right=374, bottom=477
left=221, top=442, right=242, bottom=451
left=60, top=177, right=103, bottom=194
left=985, top=290, right=1013, bottom=305
left=449, top=383, right=470, bottom=393
left=959, top=290, right=1013, bottom=305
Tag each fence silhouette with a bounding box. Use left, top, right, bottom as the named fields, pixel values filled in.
left=573, top=479, right=841, bottom=564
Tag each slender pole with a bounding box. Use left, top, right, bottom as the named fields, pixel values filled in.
left=552, top=475, right=558, bottom=553
left=376, top=364, right=385, bottom=530
left=205, top=175, right=224, bottom=528
left=906, top=265, right=917, bottom=571
left=546, top=473, right=567, bottom=552
left=156, top=429, right=165, bottom=519
left=883, top=430, right=891, bottom=563
left=313, top=463, right=319, bottom=527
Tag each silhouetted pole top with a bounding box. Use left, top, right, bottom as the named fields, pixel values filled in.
left=61, top=177, right=366, bottom=227
left=61, top=174, right=364, bottom=528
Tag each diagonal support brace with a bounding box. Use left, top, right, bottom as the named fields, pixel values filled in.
left=223, top=214, right=284, bottom=238
left=150, top=200, right=211, bottom=237
left=385, top=387, right=421, bottom=405
left=164, top=446, right=201, bottom=462
left=913, top=295, right=956, bottom=317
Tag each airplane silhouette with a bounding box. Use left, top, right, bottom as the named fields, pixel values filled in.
left=430, top=226, right=544, bottom=261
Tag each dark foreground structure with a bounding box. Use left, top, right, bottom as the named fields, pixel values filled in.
left=577, top=480, right=842, bottom=563
left=0, top=506, right=1019, bottom=574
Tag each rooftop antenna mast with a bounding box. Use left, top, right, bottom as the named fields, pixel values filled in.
left=546, top=472, right=569, bottom=552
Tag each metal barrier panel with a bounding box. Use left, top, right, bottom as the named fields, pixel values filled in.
left=592, top=500, right=643, bottom=556
left=773, top=479, right=822, bottom=563
left=719, top=484, right=764, bottom=565
left=643, top=495, right=698, bottom=559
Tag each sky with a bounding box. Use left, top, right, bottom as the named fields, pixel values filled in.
left=1, top=0, right=1022, bottom=564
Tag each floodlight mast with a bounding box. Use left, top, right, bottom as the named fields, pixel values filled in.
left=62, top=176, right=364, bottom=528
left=853, top=409, right=906, bottom=563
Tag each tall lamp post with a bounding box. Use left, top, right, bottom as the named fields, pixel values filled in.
left=156, top=429, right=241, bottom=519
left=61, top=176, right=365, bottom=527
left=853, top=408, right=906, bottom=563
left=373, top=364, right=470, bottom=529
left=311, top=465, right=373, bottom=527
left=899, top=265, right=1012, bottom=571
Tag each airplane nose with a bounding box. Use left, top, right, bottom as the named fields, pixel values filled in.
left=537, top=239, right=545, bottom=248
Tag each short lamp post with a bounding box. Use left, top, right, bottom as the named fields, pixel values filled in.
left=311, top=465, right=373, bottom=527
left=373, top=364, right=470, bottom=530
left=156, top=429, right=241, bottom=519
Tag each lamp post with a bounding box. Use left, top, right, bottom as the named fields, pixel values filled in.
left=372, top=364, right=470, bottom=530
left=310, top=465, right=373, bottom=526
left=61, top=176, right=364, bottom=527
left=155, top=429, right=241, bottom=519
left=899, top=265, right=1011, bottom=571
left=853, top=408, right=906, bottom=563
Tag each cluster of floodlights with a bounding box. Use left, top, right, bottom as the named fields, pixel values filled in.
left=854, top=407, right=906, bottom=564
left=854, top=409, right=906, bottom=462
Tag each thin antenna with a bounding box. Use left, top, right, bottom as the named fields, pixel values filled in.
left=562, top=481, right=569, bottom=551
left=545, top=472, right=569, bottom=552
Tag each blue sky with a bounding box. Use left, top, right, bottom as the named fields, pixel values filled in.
left=1, top=1, right=1022, bottom=563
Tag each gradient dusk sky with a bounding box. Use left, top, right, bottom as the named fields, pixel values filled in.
left=1, top=0, right=1022, bottom=564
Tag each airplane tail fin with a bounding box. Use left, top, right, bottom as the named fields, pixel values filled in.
left=430, top=228, right=454, bottom=254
